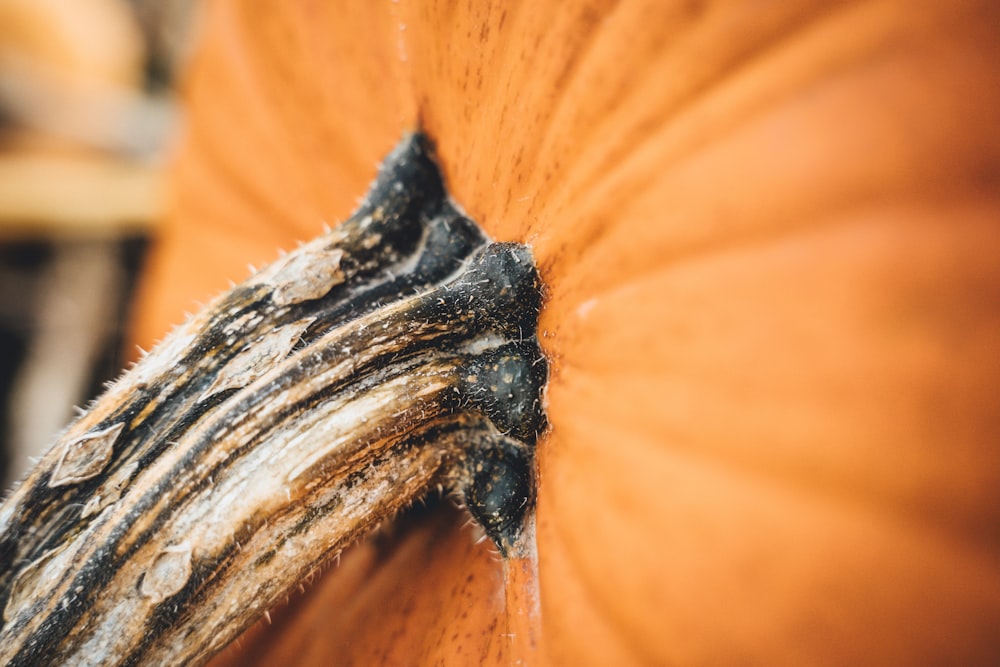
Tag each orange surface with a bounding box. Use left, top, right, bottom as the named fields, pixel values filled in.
left=136, top=1, right=1000, bottom=664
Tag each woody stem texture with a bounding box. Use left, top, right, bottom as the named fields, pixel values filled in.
left=0, top=133, right=547, bottom=666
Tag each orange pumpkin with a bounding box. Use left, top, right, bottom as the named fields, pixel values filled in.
left=134, top=1, right=1000, bottom=664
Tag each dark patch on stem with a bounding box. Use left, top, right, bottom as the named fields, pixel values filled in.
left=0, top=132, right=547, bottom=666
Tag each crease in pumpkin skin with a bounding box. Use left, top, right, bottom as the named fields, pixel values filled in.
left=516, top=0, right=884, bottom=291
left=514, top=0, right=856, bottom=246
left=402, top=1, right=534, bottom=199
left=550, top=205, right=1000, bottom=540
left=535, top=0, right=998, bottom=316
left=544, top=186, right=987, bottom=326
left=477, top=0, right=622, bottom=208
left=185, top=3, right=317, bottom=236
left=401, top=2, right=643, bottom=245
left=538, top=3, right=892, bottom=286
left=552, top=371, right=1000, bottom=567
left=184, top=0, right=417, bottom=246
left=534, top=492, right=654, bottom=666
left=541, top=416, right=1000, bottom=664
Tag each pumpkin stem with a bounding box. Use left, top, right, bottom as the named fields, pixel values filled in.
left=0, top=133, right=547, bottom=666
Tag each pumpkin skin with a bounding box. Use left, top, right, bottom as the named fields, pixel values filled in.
left=134, top=0, right=1000, bottom=664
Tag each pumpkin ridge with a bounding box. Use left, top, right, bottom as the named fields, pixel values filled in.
left=536, top=0, right=972, bottom=275
left=543, top=417, right=1000, bottom=664
left=245, top=6, right=410, bottom=209
left=483, top=2, right=623, bottom=209
left=191, top=5, right=321, bottom=227
left=520, top=1, right=710, bottom=217
left=538, top=27, right=1000, bottom=315
left=408, top=2, right=619, bottom=239
left=552, top=214, right=1000, bottom=524
left=534, top=0, right=852, bottom=232
left=177, top=123, right=302, bottom=244
left=405, top=2, right=525, bottom=192
left=537, top=504, right=660, bottom=665
left=555, top=395, right=1000, bottom=569
left=543, top=195, right=975, bottom=313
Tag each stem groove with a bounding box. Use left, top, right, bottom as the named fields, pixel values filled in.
left=0, top=133, right=547, bottom=666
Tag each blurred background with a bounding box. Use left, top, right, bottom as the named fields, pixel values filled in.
left=0, top=0, right=196, bottom=487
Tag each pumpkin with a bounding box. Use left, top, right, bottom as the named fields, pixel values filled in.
left=133, top=0, right=1000, bottom=664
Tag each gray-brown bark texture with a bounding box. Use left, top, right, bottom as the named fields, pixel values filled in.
left=0, top=133, right=547, bottom=666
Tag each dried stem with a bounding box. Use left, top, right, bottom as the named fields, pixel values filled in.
left=0, top=134, right=547, bottom=666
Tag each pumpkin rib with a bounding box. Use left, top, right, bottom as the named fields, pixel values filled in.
left=415, top=0, right=844, bottom=242
left=532, top=507, right=647, bottom=667
left=516, top=0, right=856, bottom=257
left=229, top=2, right=413, bottom=210
left=404, top=1, right=525, bottom=198
left=506, top=0, right=698, bottom=213
left=177, top=124, right=301, bottom=245
left=545, top=189, right=1000, bottom=319
left=539, top=43, right=1000, bottom=326
left=404, top=2, right=630, bottom=256
left=549, top=205, right=1000, bottom=549
left=533, top=0, right=850, bottom=226
left=536, top=521, right=660, bottom=666
left=184, top=6, right=326, bottom=236
left=542, top=418, right=1000, bottom=664
left=529, top=0, right=964, bottom=287
left=554, top=379, right=1000, bottom=564
left=406, top=3, right=605, bottom=178
left=454, top=0, right=624, bottom=213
